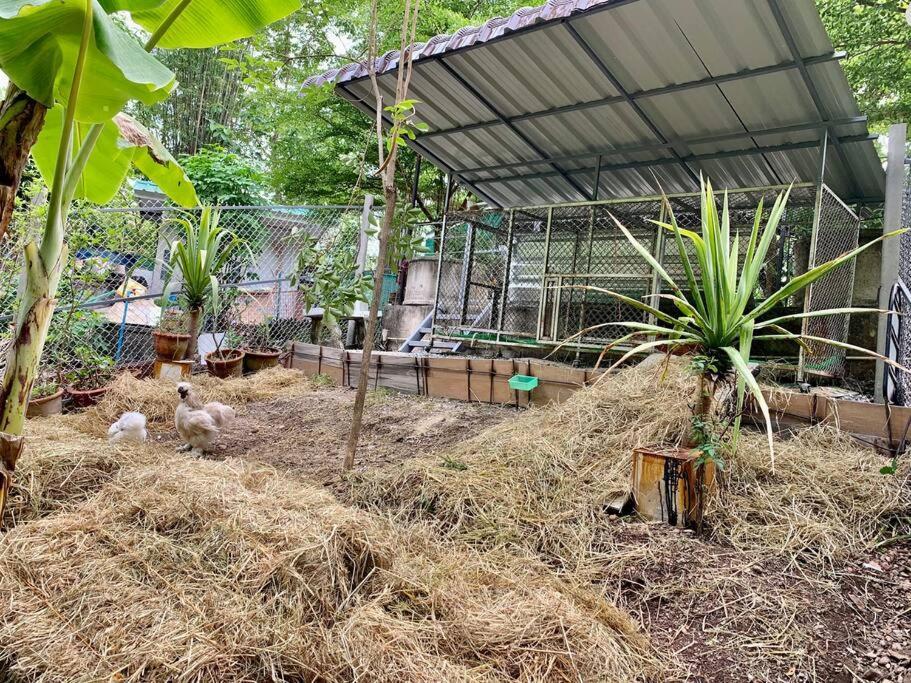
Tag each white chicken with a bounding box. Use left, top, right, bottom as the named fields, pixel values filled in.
left=108, top=412, right=148, bottom=445
left=174, top=382, right=236, bottom=456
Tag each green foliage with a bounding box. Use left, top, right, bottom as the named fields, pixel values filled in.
left=161, top=207, right=251, bottom=315
left=817, top=0, right=911, bottom=129
left=367, top=200, right=428, bottom=272
left=290, top=234, right=372, bottom=327
left=590, top=177, right=903, bottom=464
left=44, top=307, right=114, bottom=389
left=179, top=146, right=267, bottom=206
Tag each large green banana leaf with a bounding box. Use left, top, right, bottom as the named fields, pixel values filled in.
left=131, top=0, right=302, bottom=49
left=32, top=106, right=198, bottom=207
left=0, top=0, right=175, bottom=122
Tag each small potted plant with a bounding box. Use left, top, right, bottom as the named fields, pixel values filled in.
left=66, top=347, right=115, bottom=408
left=242, top=318, right=281, bottom=373
left=27, top=378, right=64, bottom=418
left=152, top=308, right=191, bottom=360
left=205, top=329, right=245, bottom=379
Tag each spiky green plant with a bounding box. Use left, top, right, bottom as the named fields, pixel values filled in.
left=161, top=207, right=250, bottom=359
left=575, top=179, right=904, bottom=465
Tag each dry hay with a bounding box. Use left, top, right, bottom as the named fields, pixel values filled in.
left=0, top=456, right=660, bottom=682
left=4, top=419, right=170, bottom=527
left=349, top=357, right=694, bottom=575
left=350, top=357, right=909, bottom=571
left=713, top=426, right=911, bottom=569
left=72, top=366, right=314, bottom=437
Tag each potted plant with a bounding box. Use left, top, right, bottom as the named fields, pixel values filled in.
left=205, top=329, right=245, bottom=379
left=65, top=347, right=115, bottom=408
left=152, top=308, right=190, bottom=360
left=242, top=318, right=281, bottom=373
left=27, top=379, right=64, bottom=418
left=160, top=207, right=251, bottom=361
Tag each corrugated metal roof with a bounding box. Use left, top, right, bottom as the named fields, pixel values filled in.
left=305, top=0, right=885, bottom=208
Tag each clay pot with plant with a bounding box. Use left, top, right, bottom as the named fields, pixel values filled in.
left=152, top=308, right=190, bottom=360
left=160, top=207, right=250, bottom=362
left=205, top=329, right=245, bottom=379
left=65, top=346, right=115, bottom=408
left=27, top=379, right=63, bottom=418
left=242, top=318, right=281, bottom=373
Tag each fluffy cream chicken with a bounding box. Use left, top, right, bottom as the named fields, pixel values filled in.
left=174, top=382, right=236, bottom=455
left=108, top=412, right=148, bottom=445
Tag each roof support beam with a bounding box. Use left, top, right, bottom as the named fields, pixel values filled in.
left=767, top=0, right=863, bottom=199
left=563, top=22, right=701, bottom=188
left=420, top=51, right=845, bottom=142
left=460, top=116, right=868, bottom=177
left=472, top=134, right=877, bottom=186
left=435, top=57, right=592, bottom=200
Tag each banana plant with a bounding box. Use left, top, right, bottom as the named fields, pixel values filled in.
left=569, top=178, right=905, bottom=469
left=0, top=0, right=301, bottom=517
left=159, top=207, right=251, bottom=360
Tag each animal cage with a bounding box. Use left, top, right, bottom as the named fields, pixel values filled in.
left=431, top=182, right=862, bottom=377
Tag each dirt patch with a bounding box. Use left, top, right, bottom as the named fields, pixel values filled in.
left=155, top=387, right=515, bottom=492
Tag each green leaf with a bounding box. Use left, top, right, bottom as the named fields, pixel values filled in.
left=132, top=0, right=302, bottom=49
left=722, top=346, right=775, bottom=470
left=0, top=0, right=175, bottom=122
left=32, top=107, right=198, bottom=207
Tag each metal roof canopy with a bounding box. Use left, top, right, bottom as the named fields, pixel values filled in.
left=307, top=0, right=885, bottom=209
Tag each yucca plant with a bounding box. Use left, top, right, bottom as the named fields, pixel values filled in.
left=161, top=207, right=251, bottom=360
left=574, top=178, right=904, bottom=467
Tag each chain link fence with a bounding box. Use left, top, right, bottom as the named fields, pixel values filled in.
left=435, top=185, right=827, bottom=353
left=884, top=161, right=911, bottom=404
left=0, top=197, right=365, bottom=384
left=800, top=186, right=861, bottom=378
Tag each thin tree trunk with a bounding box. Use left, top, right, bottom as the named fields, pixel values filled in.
left=345, top=184, right=396, bottom=469
left=185, top=307, right=202, bottom=360
left=0, top=85, right=48, bottom=242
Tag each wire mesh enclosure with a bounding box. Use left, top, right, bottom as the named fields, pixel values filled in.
left=884, top=161, right=911, bottom=404
left=0, top=199, right=365, bottom=380
left=434, top=183, right=860, bottom=375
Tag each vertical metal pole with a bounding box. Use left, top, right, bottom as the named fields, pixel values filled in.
left=574, top=205, right=596, bottom=362
left=592, top=155, right=603, bottom=201
left=410, top=155, right=422, bottom=207
left=875, top=123, right=908, bottom=402
left=798, top=130, right=828, bottom=382
left=459, top=221, right=476, bottom=325
left=647, top=201, right=667, bottom=330
left=537, top=207, right=554, bottom=340
left=496, top=210, right=514, bottom=343
left=429, top=214, right=449, bottom=334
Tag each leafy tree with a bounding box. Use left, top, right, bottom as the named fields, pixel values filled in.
left=817, top=0, right=911, bottom=129
left=179, top=146, right=267, bottom=206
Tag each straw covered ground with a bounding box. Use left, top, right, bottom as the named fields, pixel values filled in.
left=0, top=456, right=659, bottom=682
left=1, top=362, right=908, bottom=681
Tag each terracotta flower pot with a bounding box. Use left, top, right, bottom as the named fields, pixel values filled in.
left=152, top=330, right=190, bottom=361
left=27, top=388, right=64, bottom=418
left=67, top=385, right=108, bottom=409
left=205, top=349, right=245, bottom=379
left=243, top=347, right=281, bottom=373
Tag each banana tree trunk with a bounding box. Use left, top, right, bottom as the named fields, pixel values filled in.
left=185, top=307, right=201, bottom=360
left=0, top=239, right=66, bottom=517
left=0, top=85, right=47, bottom=243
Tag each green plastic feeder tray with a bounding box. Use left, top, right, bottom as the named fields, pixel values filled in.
left=508, top=374, right=539, bottom=392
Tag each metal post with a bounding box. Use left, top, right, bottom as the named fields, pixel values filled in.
left=429, top=213, right=449, bottom=333
left=459, top=221, right=476, bottom=325
left=537, top=207, right=554, bottom=340
left=875, top=123, right=908, bottom=402
left=496, top=210, right=514, bottom=342
left=798, top=130, right=828, bottom=381
left=647, top=201, right=667, bottom=331
left=592, top=155, right=603, bottom=201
